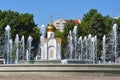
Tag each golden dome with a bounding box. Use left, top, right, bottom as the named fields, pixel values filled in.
left=46, top=23, right=56, bottom=32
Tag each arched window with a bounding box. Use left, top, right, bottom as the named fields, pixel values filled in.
left=50, top=33, right=52, bottom=37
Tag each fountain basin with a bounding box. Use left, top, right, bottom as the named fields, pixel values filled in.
left=0, top=64, right=120, bottom=76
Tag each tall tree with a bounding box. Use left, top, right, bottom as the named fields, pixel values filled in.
left=0, top=10, right=40, bottom=56
left=79, top=9, right=112, bottom=59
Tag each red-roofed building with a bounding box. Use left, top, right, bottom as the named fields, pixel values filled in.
left=65, top=19, right=81, bottom=24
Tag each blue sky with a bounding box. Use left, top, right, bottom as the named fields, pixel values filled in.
left=0, top=0, right=120, bottom=28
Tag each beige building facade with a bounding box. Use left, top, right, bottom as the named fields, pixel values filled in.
left=53, top=19, right=66, bottom=32
left=54, top=18, right=81, bottom=32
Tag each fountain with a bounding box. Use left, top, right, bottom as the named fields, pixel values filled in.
left=21, top=35, right=25, bottom=60
left=66, top=25, right=99, bottom=64
left=4, top=25, right=33, bottom=64
left=15, top=48, right=19, bottom=64
left=91, top=37, right=95, bottom=63
left=35, top=25, right=45, bottom=61
left=9, top=39, right=12, bottom=64
left=26, top=50, right=29, bottom=62
left=105, top=23, right=118, bottom=63
left=112, top=24, right=118, bottom=63
left=15, top=34, right=19, bottom=64
left=66, top=26, right=79, bottom=60
left=73, top=26, right=77, bottom=59
left=65, top=23, right=120, bottom=64
left=82, top=36, right=87, bottom=61
left=102, top=35, right=106, bottom=64
left=5, top=25, right=11, bottom=64
left=1, top=23, right=119, bottom=64
left=39, top=25, right=45, bottom=60
left=67, top=30, right=73, bottom=59
left=1, top=23, right=120, bottom=77
left=27, top=36, right=33, bottom=62
left=77, top=36, right=82, bottom=60
left=40, top=35, right=45, bottom=60
left=87, top=34, right=92, bottom=61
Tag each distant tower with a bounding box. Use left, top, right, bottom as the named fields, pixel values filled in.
left=46, top=16, right=56, bottom=38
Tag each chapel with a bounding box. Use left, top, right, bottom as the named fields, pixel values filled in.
left=40, top=21, right=61, bottom=60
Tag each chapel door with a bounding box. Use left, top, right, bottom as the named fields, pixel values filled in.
left=48, top=47, right=55, bottom=60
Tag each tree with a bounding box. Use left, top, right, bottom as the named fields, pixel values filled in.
left=114, top=17, right=120, bottom=56
left=56, top=20, right=81, bottom=58
left=0, top=10, right=40, bottom=56
left=55, top=30, right=63, bottom=38
left=114, top=17, right=120, bottom=34
left=79, top=9, right=114, bottom=59
left=103, top=15, right=114, bottom=35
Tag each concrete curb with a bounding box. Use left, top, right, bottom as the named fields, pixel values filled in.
left=0, top=64, right=120, bottom=74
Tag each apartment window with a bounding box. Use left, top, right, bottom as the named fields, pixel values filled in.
left=56, top=26, right=60, bottom=29
left=56, top=23, right=60, bottom=24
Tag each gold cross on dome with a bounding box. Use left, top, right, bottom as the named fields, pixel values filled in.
left=50, top=15, right=52, bottom=24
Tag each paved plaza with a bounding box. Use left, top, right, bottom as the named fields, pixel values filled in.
left=0, top=72, right=119, bottom=80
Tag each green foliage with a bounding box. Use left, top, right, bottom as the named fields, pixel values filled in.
left=55, top=30, right=63, bottom=38
left=62, top=20, right=76, bottom=57
left=103, top=15, right=114, bottom=35
left=57, top=9, right=115, bottom=59
left=114, top=17, right=120, bottom=34
left=0, top=9, right=117, bottom=59
left=55, top=20, right=81, bottom=58
left=0, top=10, right=40, bottom=55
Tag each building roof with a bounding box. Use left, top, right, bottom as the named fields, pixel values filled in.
left=73, top=20, right=80, bottom=24
left=46, top=23, right=56, bottom=32
left=65, top=19, right=81, bottom=24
